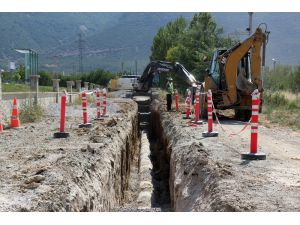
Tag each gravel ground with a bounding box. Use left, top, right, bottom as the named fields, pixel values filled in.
left=0, top=97, right=140, bottom=211
left=153, top=98, right=300, bottom=211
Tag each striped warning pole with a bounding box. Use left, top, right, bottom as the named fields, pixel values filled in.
left=94, top=88, right=103, bottom=120
left=54, top=93, right=70, bottom=138
left=175, top=89, right=179, bottom=112
left=183, top=90, right=191, bottom=119
left=202, top=89, right=218, bottom=137
left=191, top=89, right=203, bottom=125
left=79, top=91, right=92, bottom=128
left=241, top=89, right=266, bottom=160
left=101, top=88, right=109, bottom=118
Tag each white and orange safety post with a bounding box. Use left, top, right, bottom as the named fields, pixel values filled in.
left=79, top=91, right=92, bottom=128
left=190, top=88, right=203, bottom=126
left=183, top=89, right=191, bottom=119
left=202, top=89, right=218, bottom=137
left=10, top=97, right=20, bottom=128
left=241, top=89, right=266, bottom=160
left=94, top=88, right=103, bottom=120
left=175, top=89, right=179, bottom=112
left=101, top=88, right=109, bottom=118
left=54, top=93, right=70, bottom=138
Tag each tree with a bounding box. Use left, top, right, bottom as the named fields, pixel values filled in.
left=11, top=65, right=25, bottom=82
left=150, top=13, right=236, bottom=82
left=150, top=17, right=187, bottom=61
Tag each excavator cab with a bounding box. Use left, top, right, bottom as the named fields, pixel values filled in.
left=208, top=49, right=252, bottom=92
left=204, top=48, right=255, bottom=121
left=208, top=49, right=226, bottom=89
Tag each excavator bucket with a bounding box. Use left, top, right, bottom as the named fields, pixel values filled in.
left=236, top=68, right=256, bottom=95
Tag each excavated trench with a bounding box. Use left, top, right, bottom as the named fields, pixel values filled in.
left=148, top=110, right=171, bottom=210
left=114, top=95, right=172, bottom=211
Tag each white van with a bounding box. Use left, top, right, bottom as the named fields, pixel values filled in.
left=117, top=75, right=141, bottom=90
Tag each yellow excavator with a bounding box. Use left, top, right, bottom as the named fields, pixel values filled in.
left=201, top=25, right=269, bottom=121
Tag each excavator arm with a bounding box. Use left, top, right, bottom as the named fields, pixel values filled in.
left=136, top=60, right=198, bottom=92
left=218, top=27, right=267, bottom=106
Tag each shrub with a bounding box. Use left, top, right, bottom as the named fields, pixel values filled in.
left=288, top=100, right=300, bottom=110
left=19, top=103, right=44, bottom=123
left=264, top=91, right=288, bottom=107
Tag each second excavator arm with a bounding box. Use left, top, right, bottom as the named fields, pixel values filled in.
left=137, top=60, right=198, bottom=92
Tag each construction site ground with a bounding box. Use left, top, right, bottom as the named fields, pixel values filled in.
left=0, top=90, right=300, bottom=211
left=0, top=97, right=141, bottom=211
left=154, top=99, right=300, bottom=211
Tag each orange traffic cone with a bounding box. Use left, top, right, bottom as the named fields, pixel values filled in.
left=11, top=97, right=20, bottom=128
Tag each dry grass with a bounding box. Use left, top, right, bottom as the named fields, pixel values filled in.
left=73, top=93, right=96, bottom=105
left=260, top=90, right=300, bottom=130
left=279, top=91, right=299, bottom=101
left=19, top=103, right=44, bottom=124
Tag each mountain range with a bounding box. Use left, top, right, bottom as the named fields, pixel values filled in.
left=0, top=12, right=299, bottom=74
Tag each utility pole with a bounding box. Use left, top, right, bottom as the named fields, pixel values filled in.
left=248, top=12, right=253, bottom=36
left=272, top=58, right=278, bottom=70
left=78, top=32, right=84, bottom=74
left=121, top=62, right=124, bottom=75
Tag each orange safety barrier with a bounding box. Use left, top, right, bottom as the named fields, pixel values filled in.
left=79, top=91, right=92, bottom=128
left=202, top=89, right=218, bottom=137
left=183, top=90, right=191, bottom=119
left=190, top=89, right=203, bottom=126
left=10, top=97, right=20, bottom=128
left=54, top=94, right=70, bottom=138
left=241, top=89, right=266, bottom=160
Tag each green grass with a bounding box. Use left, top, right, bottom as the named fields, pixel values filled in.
left=3, top=83, right=53, bottom=92
left=39, top=85, right=53, bottom=92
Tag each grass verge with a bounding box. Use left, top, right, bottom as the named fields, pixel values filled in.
left=3, top=83, right=53, bottom=92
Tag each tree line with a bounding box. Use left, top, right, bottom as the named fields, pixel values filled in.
left=264, top=65, right=300, bottom=93
left=1, top=66, right=118, bottom=87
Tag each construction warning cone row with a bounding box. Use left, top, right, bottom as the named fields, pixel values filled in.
left=202, top=89, right=218, bottom=137
left=10, top=97, right=20, bottom=128
left=183, top=89, right=191, bottom=119
left=54, top=94, right=70, bottom=138
left=79, top=91, right=92, bottom=128
left=241, top=89, right=266, bottom=160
